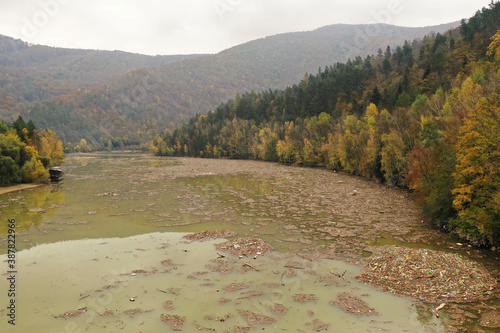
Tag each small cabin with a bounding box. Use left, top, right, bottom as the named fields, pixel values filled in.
left=49, top=167, right=63, bottom=181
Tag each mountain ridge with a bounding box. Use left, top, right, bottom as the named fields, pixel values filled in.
left=0, top=34, right=205, bottom=109
left=1, top=21, right=460, bottom=145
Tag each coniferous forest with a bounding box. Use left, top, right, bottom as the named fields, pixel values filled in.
left=151, top=3, right=500, bottom=247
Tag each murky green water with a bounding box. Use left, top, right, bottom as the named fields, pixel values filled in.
left=0, top=152, right=498, bottom=332
left=0, top=153, right=309, bottom=252
left=0, top=233, right=442, bottom=332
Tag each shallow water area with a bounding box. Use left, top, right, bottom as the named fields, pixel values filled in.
left=0, top=232, right=443, bottom=332
left=0, top=152, right=498, bottom=331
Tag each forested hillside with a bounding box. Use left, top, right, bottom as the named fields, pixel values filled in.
left=11, top=23, right=457, bottom=147
left=152, top=3, right=500, bottom=247
left=0, top=116, right=63, bottom=184
left=0, top=34, right=202, bottom=118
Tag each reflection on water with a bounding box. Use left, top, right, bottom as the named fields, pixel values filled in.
left=0, top=183, right=65, bottom=234
left=1, top=152, right=326, bottom=253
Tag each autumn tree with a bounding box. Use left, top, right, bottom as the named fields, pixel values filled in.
left=451, top=95, right=500, bottom=244
left=487, top=29, right=500, bottom=62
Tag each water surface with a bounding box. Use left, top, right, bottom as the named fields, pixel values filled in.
left=0, top=152, right=498, bottom=332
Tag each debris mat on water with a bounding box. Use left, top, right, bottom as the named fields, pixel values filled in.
left=330, top=292, right=378, bottom=316
left=215, top=237, right=273, bottom=257
left=183, top=229, right=237, bottom=241
left=357, top=246, right=498, bottom=303
left=160, top=314, right=186, bottom=330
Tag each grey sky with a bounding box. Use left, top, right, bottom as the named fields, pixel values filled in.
left=0, top=0, right=493, bottom=55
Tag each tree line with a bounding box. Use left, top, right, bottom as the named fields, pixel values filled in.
left=151, top=2, right=500, bottom=247
left=0, top=116, right=63, bottom=185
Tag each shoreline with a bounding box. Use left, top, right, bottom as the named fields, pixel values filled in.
left=0, top=183, right=44, bottom=195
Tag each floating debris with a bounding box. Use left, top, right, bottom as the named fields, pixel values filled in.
left=163, top=300, right=175, bottom=310
left=434, top=303, right=446, bottom=317
left=330, top=292, right=378, bottom=316
left=56, top=308, right=87, bottom=318
left=306, top=319, right=330, bottom=331
left=204, top=313, right=232, bottom=322
left=242, top=262, right=260, bottom=271
left=223, top=282, right=249, bottom=292
left=95, top=192, right=118, bottom=197
left=269, top=303, right=288, bottom=315
left=95, top=310, right=115, bottom=317
left=479, top=310, right=500, bottom=328
left=215, top=237, right=273, bottom=257
left=237, top=309, right=276, bottom=325
left=123, top=308, right=152, bottom=317
left=183, top=229, right=237, bottom=241
left=357, top=246, right=498, bottom=303
left=160, top=314, right=186, bottom=330
left=293, top=293, right=317, bottom=303
left=237, top=290, right=266, bottom=300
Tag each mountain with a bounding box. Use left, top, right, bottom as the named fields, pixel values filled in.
left=0, top=34, right=203, bottom=112
left=2, top=22, right=459, bottom=145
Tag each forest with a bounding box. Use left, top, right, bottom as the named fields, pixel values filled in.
left=151, top=3, right=500, bottom=247
left=0, top=116, right=63, bottom=185
left=0, top=34, right=200, bottom=117
left=1, top=23, right=455, bottom=148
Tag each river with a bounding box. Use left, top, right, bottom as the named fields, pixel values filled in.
left=0, top=152, right=498, bottom=332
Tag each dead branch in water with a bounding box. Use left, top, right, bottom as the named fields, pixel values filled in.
left=330, top=269, right=350, bottom=284
left=243, top=262, right=259, bottom=271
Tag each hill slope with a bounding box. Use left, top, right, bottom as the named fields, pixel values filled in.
left=0, top=34, right=202, bottom=113
left=12, top=22, right=458, bottom=145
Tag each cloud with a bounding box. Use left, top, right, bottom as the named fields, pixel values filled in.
left=0, top=0, right=494, bottom=55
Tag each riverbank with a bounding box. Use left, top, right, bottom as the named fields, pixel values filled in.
left=0, top=183, right=43, bottom=195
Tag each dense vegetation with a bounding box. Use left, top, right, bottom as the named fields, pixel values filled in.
left=152, top=3, right=500, bottom=247
left=0, top=116, right=63, bottom=185
left=0, top=34, right=201, bottom=120
left=2, top=23, right=456, bottom=147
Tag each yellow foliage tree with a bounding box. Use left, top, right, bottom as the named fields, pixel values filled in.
left=21, top=156, right=48, bottom=182
left=35, top=129, right=64, bottom=165
left=451, top=94, right=500, bottom=244
left=381, top=129, right=406, bottom=185
left=78, top=138, right=91, bottom=153
left=487, top=29, right=500, bottom=62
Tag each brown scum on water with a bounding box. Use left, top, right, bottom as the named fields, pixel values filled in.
left=160, top=313, right=186, bottom=330
left=330, top=292, right=378, bottom=316
left=183, top=229, right=237, bottom=241
left=357, top=246, right=498, bottom=303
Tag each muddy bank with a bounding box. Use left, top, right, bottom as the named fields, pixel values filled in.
left=0, top=183, right=43, bottom=195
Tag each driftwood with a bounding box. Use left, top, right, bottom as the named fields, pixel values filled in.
left=330, top=270, right=350, bottom=284
left=280, top=271, right=286, bottom=286
left=243, top=263, right=260, bottom=271
left=435, top=303, right=447, bottom=317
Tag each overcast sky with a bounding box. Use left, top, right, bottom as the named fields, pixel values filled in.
left=0, top=0, right=493, bottom=55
